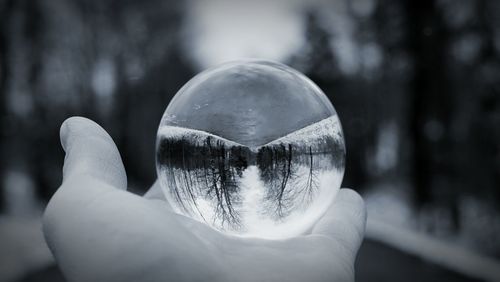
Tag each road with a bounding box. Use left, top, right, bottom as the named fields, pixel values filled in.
left=356, top=240, right=482, bottom=282
left=18, top=239, right=482, bottom=282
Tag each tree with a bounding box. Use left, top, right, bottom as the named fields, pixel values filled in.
left=405, top=0, right=459, bottom=230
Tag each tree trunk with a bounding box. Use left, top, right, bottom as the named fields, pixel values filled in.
left=405, top=0, right=458, bottom=230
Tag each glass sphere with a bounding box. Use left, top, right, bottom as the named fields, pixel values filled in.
left=156, top=60, right=345, bottom=239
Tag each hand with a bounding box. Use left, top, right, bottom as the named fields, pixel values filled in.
left=43, top=117, right=366, bottom=282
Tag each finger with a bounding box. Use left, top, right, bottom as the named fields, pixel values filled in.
left=60, top=116, right=127, bottom=190
left=311, top=188, right=367, bottom=258
left=44, top=117, right=132, bottom=279
left=45, top=116, right=128, bottom=239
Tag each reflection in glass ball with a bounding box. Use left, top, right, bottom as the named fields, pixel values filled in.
left=156, top=60, right=345, bottom=239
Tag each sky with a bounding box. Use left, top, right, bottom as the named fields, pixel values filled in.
left=183, top=0, right=379, bottom=73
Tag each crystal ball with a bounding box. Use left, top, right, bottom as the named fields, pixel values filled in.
left=156, top=60, right=345, bottom=239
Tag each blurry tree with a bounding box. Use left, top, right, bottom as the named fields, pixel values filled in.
left=405, top=0, right=460, bottom=231
left=104, top=0, right=194, bottom=190
left=290, top=11, right=339, bottom=79
left=290, top=11, right=376, bottom=190
left=371, top=0, right=410, bottom=181
left=0, top=0, right=194, bottom=203
left=0, top=0, right=15, bottom=211
left=447, top=0, right=500, bottom=205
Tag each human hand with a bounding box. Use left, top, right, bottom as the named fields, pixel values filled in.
left=43, top=117, right=366, bottom=282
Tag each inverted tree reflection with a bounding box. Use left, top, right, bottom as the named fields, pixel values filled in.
left=157, top=128, right=344, bottom=231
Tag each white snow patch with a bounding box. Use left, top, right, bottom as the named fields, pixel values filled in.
left=264, top=115, right=343, bottom=147
left=366, top=217, right=500, bottom=282
left=157, top=125, right=246, bottom=148
left=365, top=185, right=500, bottom=282
left=234, top=168, right=342, bottom=239
left=0, top=217, right=54, bottom=282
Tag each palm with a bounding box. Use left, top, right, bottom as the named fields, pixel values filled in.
left=144, top=183, right=356, bottom=282
left=43, top=117, right=365, bottom=282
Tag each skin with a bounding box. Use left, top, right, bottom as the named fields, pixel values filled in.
left=43, top=117, right=367, bottom=282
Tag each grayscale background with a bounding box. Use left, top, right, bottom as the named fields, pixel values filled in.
left=0, top=0, right=499, bottom=281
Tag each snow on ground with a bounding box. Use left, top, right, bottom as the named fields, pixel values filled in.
left=264, top=115, right=342, bottom=147
left=0, top=216, right=54, bottom=282
left=366, top=218, right=500, bottom=282
left=0, top=170, right=54, bottom=282
left=364, top=184, right=500, bottom=282
left=157, top=125, right=246, bottom=148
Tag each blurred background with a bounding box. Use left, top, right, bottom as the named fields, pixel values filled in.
left=0, top=0, right=499, bottom=281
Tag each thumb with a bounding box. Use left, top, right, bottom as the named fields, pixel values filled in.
left=312, top=188, right=367, bottom=259
left=60, top=116, right=127, bottom=190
